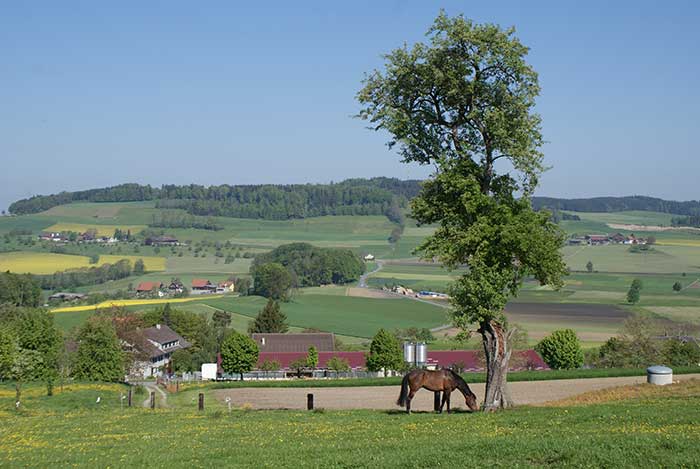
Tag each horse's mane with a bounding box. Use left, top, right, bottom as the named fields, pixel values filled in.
left=446, top=368, right=475, bottom=397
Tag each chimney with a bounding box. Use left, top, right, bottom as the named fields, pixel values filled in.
left=156, top=324, right=161, bottom=330
left=261, top=337, right=266, bottom=346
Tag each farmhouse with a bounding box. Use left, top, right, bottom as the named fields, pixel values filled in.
left=586, top=234, right=609, bottom=245
left=136, top=281, right=163, bottom=297
left=133, top=324, right=190, bottom=377
left=216, top=280, right=235, bottom=293
left=252, top=333, right=335, bottom=352
left=192, top=278, right=216, bottom=294
left=168, top=280, right=184, bottom=293
left=38, top=232, right=67, bottom=242
left=364, top=254, right=375, bottom=261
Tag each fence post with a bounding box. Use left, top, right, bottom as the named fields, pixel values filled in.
left=128, top=389, right=132, bottom=407
left=434, top=391, right=441, bottom=412
left=150, top=392, right=155, bottom=409
left=198, top=393, right=204, bottom=411
left=307, top=393, right=314, bottom=410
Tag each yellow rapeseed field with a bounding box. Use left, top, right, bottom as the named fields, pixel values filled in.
left=51, top=295, right=224, bottom=313
left=0, top=252, right=90, bottom=274
left=0, top=252, right=165, bottom=274
left=44, top=223, right=146, bottom=237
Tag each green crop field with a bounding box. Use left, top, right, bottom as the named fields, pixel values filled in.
left=2, top=380, right=700, bottom=467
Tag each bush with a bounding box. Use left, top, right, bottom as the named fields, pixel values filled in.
left=535, top=329, right=584, bottom=370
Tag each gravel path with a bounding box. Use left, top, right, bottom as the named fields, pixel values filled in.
left=213, top=374, right=700, bottom=411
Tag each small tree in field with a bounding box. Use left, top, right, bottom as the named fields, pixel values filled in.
left=307, top=346, right=319, bottom=370
left=220, top=331, right=259, bottom=381
left=327, top=356, right=351, bottom=375
left=289, top=357, right=307, bottom=378
left=366, top=328, right=403, bottom=377
left=673, top=281, right=683, bottom=292
left=248, top=299, right=289, bottom=333
left=586, top=261, right=594, bottom=273
left=358, top=12, right=566, bottom=409
left=627, top=280, right=641, bottom=304
left=535, top=329, right=584, bottom=370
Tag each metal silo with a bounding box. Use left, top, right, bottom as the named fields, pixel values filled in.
left=415, top=342, right=427, bottom=367
left=403, top=342, right=415, bottom=364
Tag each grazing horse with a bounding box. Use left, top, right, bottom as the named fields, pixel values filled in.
left=397, top=369, right=478, bottom=414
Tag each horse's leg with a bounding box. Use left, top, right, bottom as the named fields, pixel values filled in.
left=446, top=390, right=451, bottom=414
left=439, top=391, right=448, bottom=413
left=406, top=389, right=417, bottom=414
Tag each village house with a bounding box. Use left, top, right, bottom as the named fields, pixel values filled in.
left=191, top=278, right=217, bottom=294
left=216, top=280, right=235, bottom=293
left=364, top=253, right=375, bottom=261
left=167, top=280, right=184, bottom=293
left=38, top=232, right=67, bottom=242
left=586, top=234, right=609, bottom=245
left=136, top=281, right=164, bottom=297
left=132, top=324, right=190, bottom=377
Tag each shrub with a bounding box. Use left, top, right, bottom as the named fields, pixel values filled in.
left=535, top=329, right=584, bottom=370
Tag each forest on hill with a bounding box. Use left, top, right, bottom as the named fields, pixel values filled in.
left=8, top=178, right=421, bottom=221
left=532, top=195, right=700, bottom=216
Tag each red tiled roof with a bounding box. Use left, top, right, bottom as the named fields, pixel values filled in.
left=136, top=281, right=162, bottom=292
left=192, top=279, right=212, bottom=288
left=219, top=281, right=235, bottom=287
left=256, top=350, right=548, bottom=371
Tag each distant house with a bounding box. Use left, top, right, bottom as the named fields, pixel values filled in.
left=364, top=254, right=375, bottom=261
left=586, top=234, right=609, bottom=245
left=48, top=292, right=87, bottom=302
left=136, top=281, right=164, bottom=297
left=149, top=236, right=179, bottom=247
left=192, top=279, right=217, bottom=294
left=133, top=324, right=191, bottom=377
left=168, top=281, right=184, bottom=293
left=39, top=232, right=66, bottom=242
left=610, top=233, right=627, bottom=244
left=252, top=333, right=335, bottom=353
left=216, top=280, right=235, bottom=293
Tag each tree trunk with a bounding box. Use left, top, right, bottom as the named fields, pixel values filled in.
left=480, top=319, right=514, bottom=411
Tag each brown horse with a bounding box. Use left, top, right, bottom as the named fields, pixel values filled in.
left=397, top=369, right=478, bottom=414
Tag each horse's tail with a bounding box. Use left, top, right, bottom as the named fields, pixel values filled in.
left=397, top=373, right=410, bottom=407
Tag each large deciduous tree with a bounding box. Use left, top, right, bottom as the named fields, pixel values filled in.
left=220, top=331, right=259, bottom=381
left=358, top=12, right=566, bottom=410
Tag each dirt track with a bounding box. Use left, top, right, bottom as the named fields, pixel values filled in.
left=214, top=374, right=700, bottom=411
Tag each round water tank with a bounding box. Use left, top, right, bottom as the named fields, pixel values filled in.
left=415, top=342, right=427, bottom=366
left=647, top=365, right=673, bottom=385
left=403, top=342, right=415, bottom=364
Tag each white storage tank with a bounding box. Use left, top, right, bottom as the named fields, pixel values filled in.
left=647, top=365, right=673, bottom=385
left=403, top=342, right=415, bottom=364
left=415, top=342, right=427, bottom=366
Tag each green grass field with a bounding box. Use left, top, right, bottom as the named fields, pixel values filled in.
left=2, top=379, right=700, bottom=467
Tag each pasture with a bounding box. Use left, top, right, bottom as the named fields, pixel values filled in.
left=2, top=379, right=700, bottom=467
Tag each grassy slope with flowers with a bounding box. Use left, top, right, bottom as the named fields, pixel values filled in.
left=1, top=380, right=699, bottom=467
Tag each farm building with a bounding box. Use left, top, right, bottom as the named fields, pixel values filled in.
left=364, top=254, right=375, bottom=261
left=38, top=232, right=67, bottom=242
left=149, top=235, right=179, bottom=246
left=132, top=324, right=191, bottom=378
left=252, top=333, right=335, bottom=352
left=216, top=280, right=235, bottom=293
left=136, top=281, right=164, bottom=297
left=255, top=349, right=547, bottom=373
left=168, top=280, right=184, bottom=293
left=192, top=278, right=216, bottom=293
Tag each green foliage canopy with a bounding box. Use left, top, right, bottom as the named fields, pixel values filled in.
left=220, top=331, right=259, bottom=379
left=535, top=329, right=584, bottom=370
left=366, top=328, right=403, bottom=375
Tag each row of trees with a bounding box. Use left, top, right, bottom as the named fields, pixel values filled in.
left=36, top=259, right=141, bottom=291
left=149, top=211, right=223, bottom=231
left=9, top=178, right=421, bottom=220
left=533, top=196, right=700, bottom=217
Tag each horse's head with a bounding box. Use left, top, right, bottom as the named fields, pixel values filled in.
left=465, top=392, right=478, bottom=411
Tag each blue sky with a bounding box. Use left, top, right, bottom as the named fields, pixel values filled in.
left=1, top=1, right=698, bottom=211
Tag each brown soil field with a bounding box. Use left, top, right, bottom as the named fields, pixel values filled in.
left=213, top=374, right=700, bottom=412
